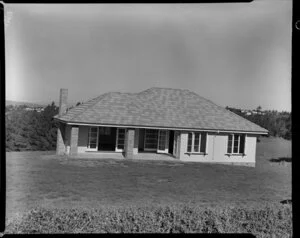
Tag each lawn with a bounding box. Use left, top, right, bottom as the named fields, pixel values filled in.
left=6, top=136, right=291, bottom=223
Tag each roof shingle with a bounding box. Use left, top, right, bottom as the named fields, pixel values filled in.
left=54, top=87, right=268, bottom=134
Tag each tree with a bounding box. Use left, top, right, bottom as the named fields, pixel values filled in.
left=226, top=107, right=291, bottom=140
left=6, top=102, right=60, bottom=151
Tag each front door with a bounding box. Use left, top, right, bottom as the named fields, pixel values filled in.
left=98, top=127, right=116, bottom=151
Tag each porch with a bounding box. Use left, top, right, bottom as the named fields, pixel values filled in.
left=59, top=124, right=181, bottom=159
left=68, top=151, right=178, bottom=161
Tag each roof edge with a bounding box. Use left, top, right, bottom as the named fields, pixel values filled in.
left=188, top=90, right=269, bottom=133
left=53, top=118, right=268, bottom=135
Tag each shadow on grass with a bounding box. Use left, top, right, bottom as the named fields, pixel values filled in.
left=269, top=157, right=292, bottom=163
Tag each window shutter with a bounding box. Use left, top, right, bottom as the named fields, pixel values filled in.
left=187, top=133, right=192, bottom=152
left=200, top=133, right=207, bottom=153
left=205, top=133, right=208, bottom=154
left=227, top=134, right=233, bottom=153
left=243, top=134, right=247, bottom=155
left=240, top=134, right=245, bottom=154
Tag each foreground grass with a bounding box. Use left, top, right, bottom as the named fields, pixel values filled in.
left=5, top=137, right=292, bottom=235
left=6, top=204, right=292, bottom=236
left=6, top=137, right=291, bottom=217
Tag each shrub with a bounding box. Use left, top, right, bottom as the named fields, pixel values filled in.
left=6, top=204, right=292, bottom=237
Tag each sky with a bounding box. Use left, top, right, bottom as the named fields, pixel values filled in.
left=5, top=1, right=292, bottom=111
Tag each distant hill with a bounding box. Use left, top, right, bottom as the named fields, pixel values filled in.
left=226, top=106, right=291, bottom=140
left=5, top=100, right=47, bottom=107
left=6, top=100, right=77, bottom=108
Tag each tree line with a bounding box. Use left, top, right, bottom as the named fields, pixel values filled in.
left=6, top=102, right=59, bottom=151
left=226, top=106, right=291, bottom=140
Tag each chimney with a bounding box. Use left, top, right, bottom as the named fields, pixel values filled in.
left=59, top=88, right=68, bottom=116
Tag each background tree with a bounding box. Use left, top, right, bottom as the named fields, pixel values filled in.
left=226, top=106, right=291, bottom=140
left=6, top=102, right=59, bottom=151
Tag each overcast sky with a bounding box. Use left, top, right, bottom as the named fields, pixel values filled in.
left=5, top=1, right=292, bottom=111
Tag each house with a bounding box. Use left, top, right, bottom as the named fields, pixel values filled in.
left=53, top=87, right=268, bottom=167
left=24, top=106, right=44, bottom=112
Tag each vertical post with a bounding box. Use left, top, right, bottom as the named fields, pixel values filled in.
left=125, top=128, right=135, bottom=159
left=70, top=126, right=79, bottom=155
left=133, top=128, right=139, bottom=155
left=177, top=132, right=183, bottom=159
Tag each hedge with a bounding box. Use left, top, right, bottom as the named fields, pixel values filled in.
left=5, top=204, right=292, bottom=237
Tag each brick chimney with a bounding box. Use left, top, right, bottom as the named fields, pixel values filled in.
left=59, top=88, right=68, bottom=116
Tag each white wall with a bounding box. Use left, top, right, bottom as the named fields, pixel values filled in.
left=179, top=132, right=257, bottom=165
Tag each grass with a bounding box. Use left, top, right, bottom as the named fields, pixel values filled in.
left=5, top=204, right=292, bottom=236
left=5, top=136, right=292, bottom=234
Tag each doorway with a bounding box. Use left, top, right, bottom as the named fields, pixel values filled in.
left=168, top=131, right=174, bottom=154
left=98, top=127, right=117, bottom=151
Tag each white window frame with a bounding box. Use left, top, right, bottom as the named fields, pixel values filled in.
left=115, top=128, right=126, bottom=152
left=186, top=132, right=208, bottom=154
left=157, top=130, right=169, bottom=153
left=143, top=129, right=170, bottom=153
left=227, top=134, right=246, bottom=155
left=87, top=126, right=99, bottom=151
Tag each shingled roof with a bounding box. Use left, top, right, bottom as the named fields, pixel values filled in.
left=54, top=87, right=268, bottom=134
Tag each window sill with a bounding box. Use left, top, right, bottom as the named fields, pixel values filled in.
left=185, top=152, right=208, bottom=156
left=225, top=153, right=246, bottom=157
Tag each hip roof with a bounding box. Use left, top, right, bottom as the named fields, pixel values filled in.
left=54, top=87, right=268, bottom=134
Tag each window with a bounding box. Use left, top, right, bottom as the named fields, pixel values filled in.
left=116, top=128, right=126, bottom=150
left=227, top=134, right=246, bottom=154
left=144, top=129, right=159, bottom=150
left=88, top=127, right=98, bottom=149
left=158, top=130, right=168, bottom=151
left=187, top=132, right=207, bottom=153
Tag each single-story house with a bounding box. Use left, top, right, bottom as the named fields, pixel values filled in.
left=53, top=87, right=268, bottom=166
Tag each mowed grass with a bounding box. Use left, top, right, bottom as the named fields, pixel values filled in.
left=6, top=136, right=291, bottom=221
